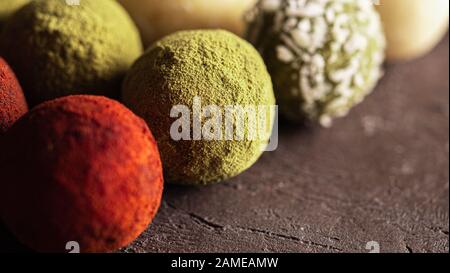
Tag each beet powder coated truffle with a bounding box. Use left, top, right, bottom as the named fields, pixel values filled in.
left=0, top=57, right=28, bottom=133
left=0, top=95, right=163, bottom=253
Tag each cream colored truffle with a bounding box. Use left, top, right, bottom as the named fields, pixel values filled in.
left=376, top=0, right=449, bottom=61
left=118, top=0, right=257, bottom=47
left=0, top=0, right=29, bottom=29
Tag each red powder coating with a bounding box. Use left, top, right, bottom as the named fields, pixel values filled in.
left=0, top=95, right=164, bottom=253
left=0, top=57, right=28, bottom=133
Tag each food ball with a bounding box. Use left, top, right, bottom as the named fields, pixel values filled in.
left=0, top=95, right=163, bottom=253
left=122, top=30, right=275, bottom=185
left=0, top=0, right=29, bottom=30
left=118, top=0, right=257, bottom=47
left=0, top=0, right=143, bottom=107
left=0, top=57, right=28, bottom=133
left=246, top=0, right=385, bottom=126
left=376, top=0, right=449, bottom=61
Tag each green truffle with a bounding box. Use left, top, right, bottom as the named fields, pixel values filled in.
left=0, top=0, right=143, bottom=106
left=0, top=0, right=29, bottom=30
left=246, top=0, right=385, bottom=126
left=123, top=30, right=275, bottom=185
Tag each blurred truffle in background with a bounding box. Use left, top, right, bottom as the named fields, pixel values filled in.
left=0, top=58, right=28, bottom=134
left=0, top=0, right=29, bottom=30
left=246, top=0, right=385, bottom=126
left=0, top=0, right=143, bottom=107
left=376, top=0, right=449, bottom=61
left=118, top=0, right=257, bottom=47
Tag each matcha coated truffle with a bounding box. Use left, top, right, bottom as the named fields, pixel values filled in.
left=0, top=95, right=163, bottom=253
left=0, top=0, right=143, bottom=106
left=0, top=0, right=29, bottom=30
left=0, top=58, right=28, bottom=134
left=123, top=30, right=275, bottom=185
left=246, top=0, right=385, bottom=126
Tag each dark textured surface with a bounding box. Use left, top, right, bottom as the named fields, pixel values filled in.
left=1, top=35, right=448, bottom=253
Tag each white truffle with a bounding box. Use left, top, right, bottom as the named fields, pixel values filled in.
left=376, top=0, right=449, bottom=61
left=119, top=0, right=257, bottom=47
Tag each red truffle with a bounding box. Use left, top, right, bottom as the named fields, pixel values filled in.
left=0, top=57, right=28, bottom=133
left=0, top=95, right=163, bottom=253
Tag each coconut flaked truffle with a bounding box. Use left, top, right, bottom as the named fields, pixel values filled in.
left=0, top=57, right=28, bottom=133
left=0, top=0, right=29, bottom=30
left=0, top=95, right=163, bottom=253
left=0, top=0, right=143, bottom=107
left=246, top=0, right=385, bottom=126
left=123, top=30, right=275, bottom=185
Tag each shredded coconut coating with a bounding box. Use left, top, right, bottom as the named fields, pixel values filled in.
left=247, top=0, right=385, bottom=126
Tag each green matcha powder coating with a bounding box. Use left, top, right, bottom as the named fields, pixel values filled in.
left=0, top=0, right=143, bottom=106
left=123, top=30, right=275, bottom=185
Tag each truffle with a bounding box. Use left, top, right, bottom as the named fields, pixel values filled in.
left=0, top=0, right=29, bottom=30
left=0, top=57, right=28, bottom=134
left=123, top=30, right=275, bottom=185
left=0, top=0, right=143, bottom=107
left=246, top=0, right=385, bottom=126
left=0, top=95, right=163, bottom=253
left=118, top=0, right=257, bottom=47
left=376, top=0, right=449, bottom=61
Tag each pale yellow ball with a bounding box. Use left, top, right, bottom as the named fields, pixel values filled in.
left=376, top=0, right=449, bottom=61
left=118, top=0, right=257, bottom=47
left=0, top=0, right=30, bottom=29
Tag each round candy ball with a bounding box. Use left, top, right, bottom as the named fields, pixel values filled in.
left=376, top=0, right=449, bottom=61
left=0, top=57, right=28, bottom=134
left=0, top=95, right=163, bottom=253
left=118, top=0, right=257, bottom=47
left=246, top=0, right=385, bottom=126
left=122, top=30, right=275, bottom=185
left=0, top=0, right=143, bottom=107
left=0, top=0, right=29, bottom=30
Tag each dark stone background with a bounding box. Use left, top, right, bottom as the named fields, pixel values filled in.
left=1, top=35, right=448, bottom=254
